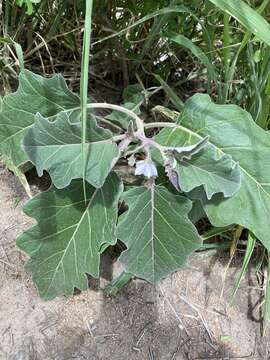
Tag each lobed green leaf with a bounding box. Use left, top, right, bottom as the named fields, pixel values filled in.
left=175, top=94, right=270, bottom=251
left=17, top=174, right=122, bottom=300
left=23, top=112, right=120, bottom=189
left=0, top=70, right=80, bottom=166
left=117, top=184, right=202, bottom=283
left=153, top=123, right=241, bottom=199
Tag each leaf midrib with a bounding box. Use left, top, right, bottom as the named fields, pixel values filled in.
left=130, top=187, right=192, bottom=283
left=42, top=188, right=99, bottom=297
left=25, top=139, right=114, bottom=148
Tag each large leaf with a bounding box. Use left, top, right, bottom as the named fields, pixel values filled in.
left=23, top=112, right=120, bottom=189
left=154, top=121, right=241, bottom=199
left=17, top=174, right=122, bottom=300
left=0, top=70, right=80, bottom=166
left=208, top=0, right=270, bottom=47
left=172, top=94, right=270, bottom=250
left=117, top=185, right=202, bottom=283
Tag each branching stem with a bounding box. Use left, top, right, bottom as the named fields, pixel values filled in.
left=144, top=122, right=177, bottom=129
left=85, top=103, right=145, bottom=134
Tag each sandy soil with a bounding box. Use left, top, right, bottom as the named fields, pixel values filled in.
left=0, top=161, right=269, bottom=360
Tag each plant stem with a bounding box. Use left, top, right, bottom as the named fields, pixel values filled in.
left=111, top=134, right=126, bottom=142
left=104, top=271, right=133, bottom=296
left=263, top=252, right=270, bottom=335
left=66, top=102, right=146, bottom=133
left=4, top=0, right=10, bottom=36
left=85, top=103, right=145, bottom=134
left=80, top=0, right=94, bottom=201
left=144, top=122, right=177, bottom=129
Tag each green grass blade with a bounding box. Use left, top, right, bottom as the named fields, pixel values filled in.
left=222, top=13, right=231, bottom=102
left=137, top=0, right=179, bottom=65
left=230, top=232, right=256, bottom=303
left=263, top=252, right=270, bottom=335
left=202, top=225, right=235, bottom=241
left=154, top=74, right=184, bottom=111
left=208, top=0, right=270, bottom=46
left=92, top=5, right=194, bottom=46
left=258, top=75, right=270, bottom=129
left=1, top=155, right=32, bottom=198
left=164, top=32, right=218, bottom=87
left=104, top=271, right=133, bottom=296
left=225, top=0, right=269, bottom=102
left=223, top=13, right=231, bottom=77
left=80, top=0, right=93, bottom=201
left=12, top=40, right=24, bottom=70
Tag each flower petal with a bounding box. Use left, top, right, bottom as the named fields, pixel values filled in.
left=135, top=159, right=158, bottom=178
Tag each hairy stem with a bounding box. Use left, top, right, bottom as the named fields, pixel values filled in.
left=86, top=103, right=145, bottom=134
left=144, top=122, right=177, bottom=129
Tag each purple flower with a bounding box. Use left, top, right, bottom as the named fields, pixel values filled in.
left=135, top=159, right=158, bottom=178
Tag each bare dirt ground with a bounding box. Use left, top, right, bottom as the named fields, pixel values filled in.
left=0, top=161, right=269, bottom=360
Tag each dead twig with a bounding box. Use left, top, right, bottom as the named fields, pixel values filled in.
left=159, top=285, right=189, bottom=335
left=179, top=294, right=215, bottom=344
